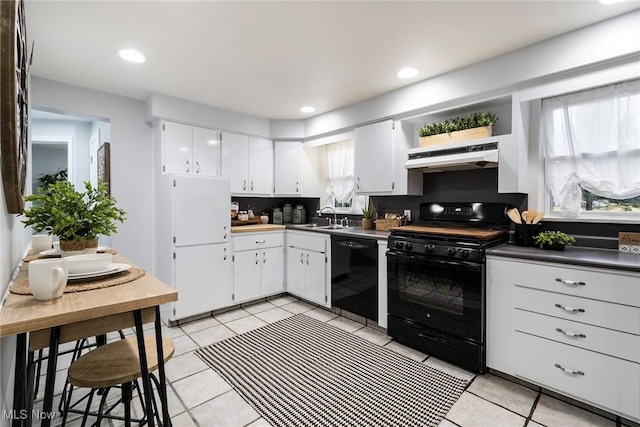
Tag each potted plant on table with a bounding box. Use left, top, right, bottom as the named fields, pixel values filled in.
left=362, top=206, right=374, bottom=230
left=533, top=230, right=576, bottom=251
left=21, top=181, right=126, bottom=255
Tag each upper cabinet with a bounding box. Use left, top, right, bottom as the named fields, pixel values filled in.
left=221, top=132, right=273, bottom=195
left=158, top=120, right=220, bottom=176
left=274, top=141, right=302, bottom=196
left=354, top=119, right=423, bottom=195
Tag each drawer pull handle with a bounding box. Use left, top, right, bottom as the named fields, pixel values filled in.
left=555, top=328, right=586, bottom=338
left=555, top=303, right=585, bottom=313
left=555, top=363, right=585, bottom=376
left=555, top=278, right=586, bottom=286
left=255, top=240, right=266, bottom=244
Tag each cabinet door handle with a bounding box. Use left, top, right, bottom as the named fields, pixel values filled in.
left=356, top=177, right=360, bottom=190
left=223, top=247, right=227, bottom=261
left=295, top=181, right=299, bottom=193
left=243, top=180, right=247, bottom=191
left=300, top=253, right=304, bottom=264
left=555, top=303, right=585, bottom=313
left=554, top=363, right=585, bottom=376
left=186, top=160, right=190, bottom=173
left=251, top=180, right=254, bottom=191
left=263, top=252, right=266, bottom=264
left=195, top=161, right=200, bottom=174
left=555, top=328, right=586, bottom=339
left=255, top=253, right=259, bottom=265
left=555, top=278, right=586, bottom=287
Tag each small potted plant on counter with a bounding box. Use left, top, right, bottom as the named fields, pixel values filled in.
left=533, top=230, right=576, bottom=251
left=362, top=206, right=374, bottom=230
left=22, top=181, right=126, bottom=255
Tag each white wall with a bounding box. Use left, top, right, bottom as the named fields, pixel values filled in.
left=31, top=77, right=154, bottom=271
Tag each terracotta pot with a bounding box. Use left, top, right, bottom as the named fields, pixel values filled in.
left=362, top=218, right=374, bottom=230
left=59, top=237, right=99, bottom=257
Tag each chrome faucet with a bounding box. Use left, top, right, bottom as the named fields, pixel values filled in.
left=319, top=207, right=337, bottom=226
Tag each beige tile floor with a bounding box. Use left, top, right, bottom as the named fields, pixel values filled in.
left=35, top=294, right=637, bottom=427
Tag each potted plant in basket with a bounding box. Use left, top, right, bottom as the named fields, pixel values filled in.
left=21, top=181, right=126, bottom=255
left=533, top=230, right=576, bottom=251
left=418, top=111, right=499, bottom=147
left=362, top=206, right=374, bottom=230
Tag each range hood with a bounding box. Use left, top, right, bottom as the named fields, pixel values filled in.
left=405, top=141, right=499, bottom=173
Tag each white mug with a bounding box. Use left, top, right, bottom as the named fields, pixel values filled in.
left=28, top=258, right=69, bottom=300
left=32, top=234, right=53, bottom=253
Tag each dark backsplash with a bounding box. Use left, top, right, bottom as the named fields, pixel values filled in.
left=231, top=196, right=320, bottom=222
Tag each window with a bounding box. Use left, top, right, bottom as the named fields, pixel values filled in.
left=541, top=79, right=640, bottom=220
left=321, top=139, right=365, bottom=214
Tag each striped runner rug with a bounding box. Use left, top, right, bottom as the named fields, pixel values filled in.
left=196, top=314, right=468, bottom=427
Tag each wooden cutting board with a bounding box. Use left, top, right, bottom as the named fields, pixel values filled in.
left=391, top=225, right=506, bottom=240
left=231, top=224, right=286, bottom=233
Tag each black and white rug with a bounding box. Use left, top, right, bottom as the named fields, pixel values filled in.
left=196, top=314, right=468, bottom=427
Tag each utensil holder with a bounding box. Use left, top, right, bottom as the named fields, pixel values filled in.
left=514, top=224, right=542, bottom=247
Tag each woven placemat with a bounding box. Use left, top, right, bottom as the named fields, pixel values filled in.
left=10, top=266, right=146, bottom=295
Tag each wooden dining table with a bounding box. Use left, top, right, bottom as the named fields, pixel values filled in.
left=0, top=253, right=178, bottom=427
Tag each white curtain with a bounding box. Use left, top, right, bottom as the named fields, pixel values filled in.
left=323, top=139, right=354, bottom=206
left=541, top=79, right=640, bottom=216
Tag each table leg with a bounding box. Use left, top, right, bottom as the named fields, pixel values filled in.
left=12, top=333, right=27, bottom=427
left=41, top=326, right=60, bottom=427
left=133, top=309, right=155, bottom=427
left=154, top=306, right=171, bottom=426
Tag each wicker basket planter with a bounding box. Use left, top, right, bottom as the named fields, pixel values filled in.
left=60, top=237, right=99, bottom=256
left=419, top=126, right=492, bottom=147
left=375, top=218, right=403, bottom=231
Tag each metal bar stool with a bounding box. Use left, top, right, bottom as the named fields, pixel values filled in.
left=61, top=335, right=175, bottom=427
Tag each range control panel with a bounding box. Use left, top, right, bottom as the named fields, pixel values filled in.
left=388, top=237, right=483, bottom=263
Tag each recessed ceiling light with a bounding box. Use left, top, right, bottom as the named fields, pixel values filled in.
left=397, top=67, right=419, bottom=79
left=118, top=48, right=146, bottom=63
left=300, top=106, right=316, bottom=113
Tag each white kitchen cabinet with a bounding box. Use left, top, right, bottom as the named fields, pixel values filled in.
left=154, top=175, right=232, bottom=323
left=158, top=120, right=220, bottom=176
left=274, top=141, right=302, bottom=195
left=486, top=256, right=640, bottom=422
left=285, top=231, right=330, bottom=307
left=221, top=132, right=273, bottom=195
left=232, top=231, right=284, bottom=304
left=354, top=119, right=422, bottom=195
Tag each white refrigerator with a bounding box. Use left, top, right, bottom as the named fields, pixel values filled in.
left=155, top=174, right=233, bottom=323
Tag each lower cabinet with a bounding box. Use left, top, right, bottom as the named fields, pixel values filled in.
left=232, top=232, right=284, bottom=304
left=487, top=256, right=640, bottom=422
left=285, top=231, right=330, bottom=307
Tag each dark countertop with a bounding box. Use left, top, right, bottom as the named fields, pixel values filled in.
left=285, top=224, right=390, bottom=241
left=487, top=244, right=640, bottom=273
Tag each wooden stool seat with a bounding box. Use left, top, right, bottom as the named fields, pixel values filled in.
left=68, top=336, right=174, bottom=389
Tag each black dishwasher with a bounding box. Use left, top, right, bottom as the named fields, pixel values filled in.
left=331, top=235, right=378, bottom=321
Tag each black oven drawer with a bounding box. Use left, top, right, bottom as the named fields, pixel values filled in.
left=388, top=316, right=485, bottom=373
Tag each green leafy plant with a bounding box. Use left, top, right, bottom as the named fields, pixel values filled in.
left=22, top=181, right=126, bottom=241
left=362, top=205, right=374, bottom=219
left=419, top=111, right=499, bottom=137
left=37, top=168, right=68, bottom=188
left=533, top=230, right=576, bottom=246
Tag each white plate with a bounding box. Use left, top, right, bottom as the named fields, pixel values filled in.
left=40, top=246, right=108, bottom=256
left=67, top=263, right=131, bottom=280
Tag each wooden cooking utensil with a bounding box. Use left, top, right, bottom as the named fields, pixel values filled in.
left=525, top=210, right=537, bottom=224
left=521, top=210, right=529, bottom=224
left=507, top=208, right=522, bottom=224
left=532, top=211, right=544, bottom=224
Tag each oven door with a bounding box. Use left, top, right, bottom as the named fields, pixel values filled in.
left=387, top=250, right=484, bottom=342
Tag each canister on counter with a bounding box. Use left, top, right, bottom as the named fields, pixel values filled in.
left=283, top=204, right=293, bottom=223
left=293, top=205, right=306, bottom=224
left=273, top=207, right=283, bottom=224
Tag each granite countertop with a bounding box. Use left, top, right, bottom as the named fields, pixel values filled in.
left=487, top=243, right=640, bottom=273
left=285, top=224, right=390, bottom=241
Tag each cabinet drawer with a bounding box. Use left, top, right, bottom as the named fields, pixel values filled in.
left=286, top=231, right=327, bottom=253
left=233, top=232, right=284, bottom=252
left=515, top=286, right=640, bottom=334
left=515, top=309, right=640, bottom=362
left=515, top=261, right=640, bottom=307
left=515, top=332, right=640, bottom=420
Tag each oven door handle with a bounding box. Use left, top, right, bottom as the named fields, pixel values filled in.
left=386, top=250, right=482, bottom=272
left=418, top=329, right=446, bottom=344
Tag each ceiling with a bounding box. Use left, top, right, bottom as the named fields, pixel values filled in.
left=25, top=1, right=640, bottom=120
